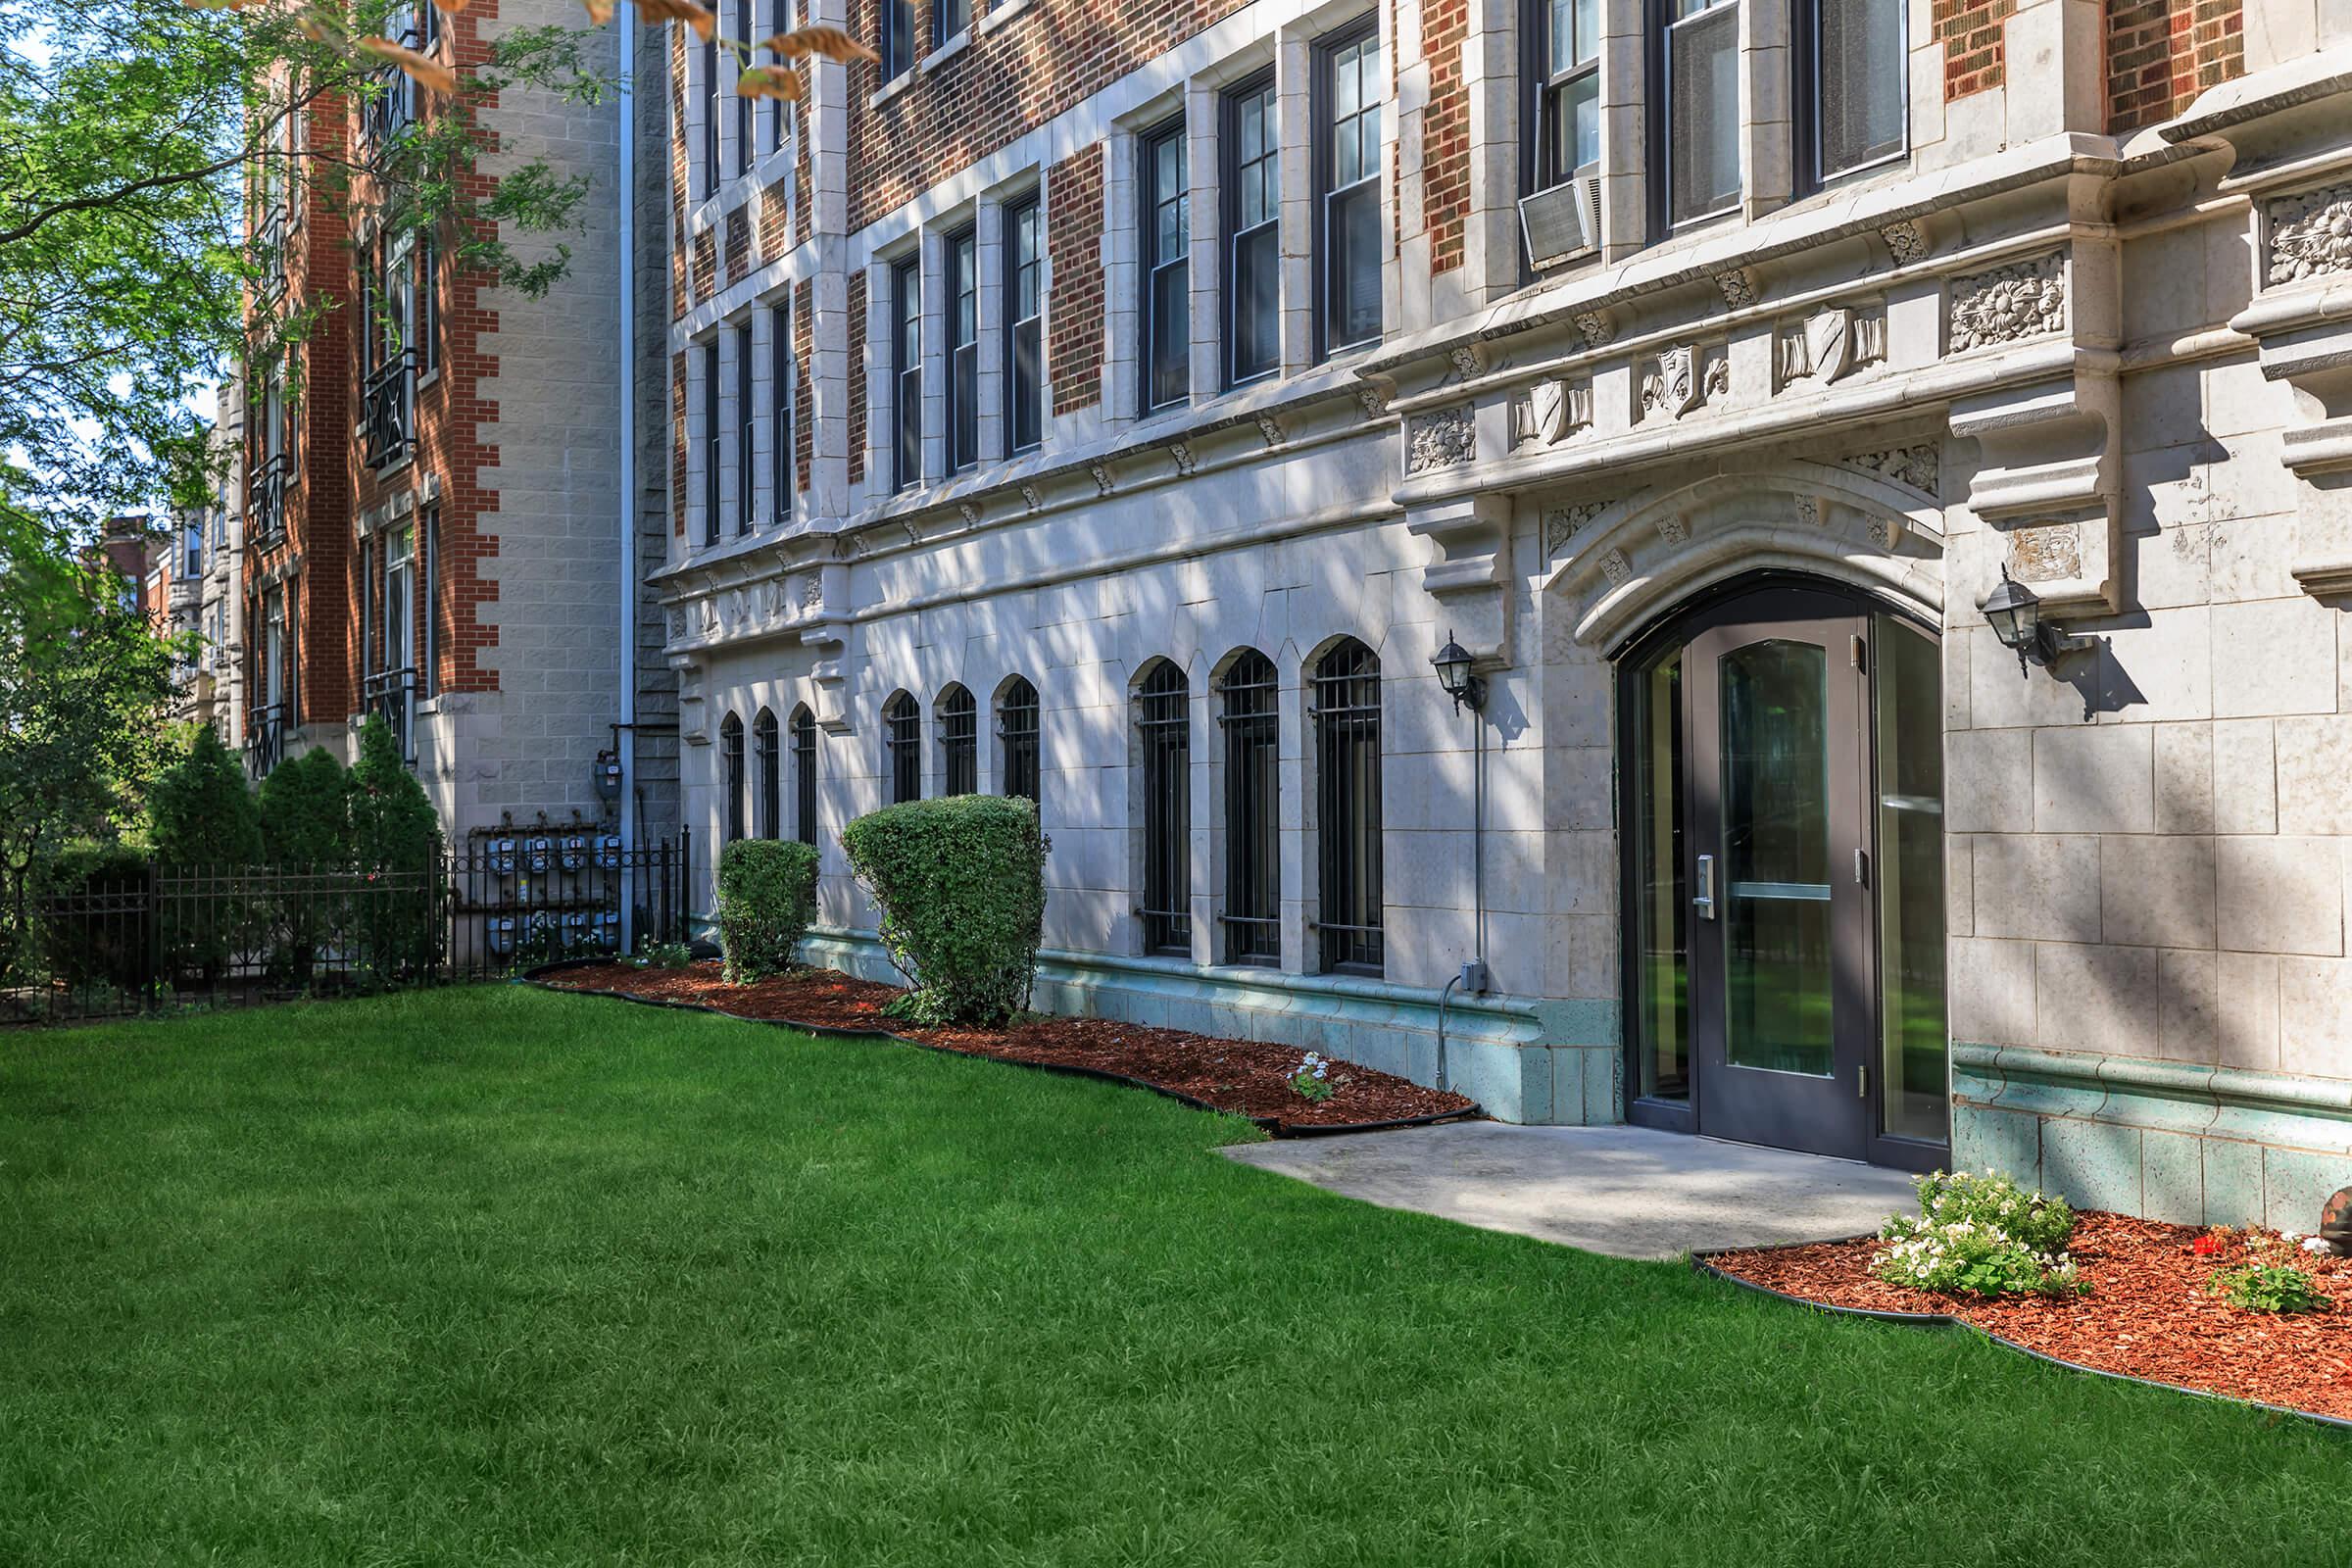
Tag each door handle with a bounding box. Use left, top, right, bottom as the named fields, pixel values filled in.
left=1693, top=853, right=1716, bottom=920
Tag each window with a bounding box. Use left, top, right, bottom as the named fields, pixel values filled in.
left=416, top=228, right=439, bottom=375
left=1656, top=0, right=1741, bottom=227
left=1316, top=24, right=1382, bottom=358
left=767, top=0, right=793, bottom=153
left=754, top=708, right=780, bottom=837
left=881, top=0, right=914, bottom=78
left=1312, top=639, right=1382, bottom=974
left=771, top=302, right=794, bottom=524
left=884, top=690, right=921, bottom=803
left=1218, top=650, right=1281, bottom=964
left=791, top=704, right=818, bottom=845
left=935, top=0, right=969, bottom=49
left=1004, top=195, right=1042, bottom=453
left=736, top=323, right=755, bottom=535
left=734, top=0, right=755, bottom=175
left=891, top=257, right=921, bottom=492
left=939, top=684, right=977, bottom=795
left=946, top=227, right=978, bottom=472
left=1533, top=0, right=1600, bottom=190
left=998, top=676, right=1040, bottom=804
left=720, top=711, right=747, bottom=842
left=702, top=339, right=720, bottom=545
left=701, top=28, right=718, bottom=195
left=421, top=506, right=439, bottom=699
left=1140, top=119, right=1190, bottom=414
left=1801, top=0, right=1906, bottom=184
left=1137, top=661, right=1191, bottom=956
left=1224, top=74, right=1281, bottom=386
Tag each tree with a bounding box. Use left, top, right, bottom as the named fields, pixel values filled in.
left=257, top=744, right=353, bottom=983
left=349, top=713, right=439, bottom=978
left=148, top=723, right=266, bottom=868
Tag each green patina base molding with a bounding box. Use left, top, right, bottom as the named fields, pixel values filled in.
left=800, top=927, right=1624, bottom=1127
left=1952, top=1041, right=2352, bottom=1230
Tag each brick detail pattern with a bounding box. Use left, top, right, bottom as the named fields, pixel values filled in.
left=846, top=0, right=1251, bottom=234
left=723, top=206, right=751, bottom=285
left=692, top=227, right=717, bottom=303
left=1936, top=0, right=2018, bottom=99
left=793, top=277, right=813, bottom=497
left=671, top=349, right=689, bottom=536
left=846, top=269, right=867, bottom=486
left=759, top=182, right=790, bottom=267
left=1047, top=145, right=1104, bottom=416
left=1418, top=0, right=1469, bottom=275
left=669, top=24, right=689, bottom=322
left=2106, top=0, right=2244, bottom=131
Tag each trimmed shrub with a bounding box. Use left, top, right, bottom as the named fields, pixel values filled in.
left=258, top=748, right=354, bottom=982
left=349, top=715, right=442, bottom=981
left=146, top=725, right=265, bottom=981
left=840, top=795, right=1046, bottom=1026
left=715, top=838, right=819, bottom=983
left=35, top=844, right=153, bottom=991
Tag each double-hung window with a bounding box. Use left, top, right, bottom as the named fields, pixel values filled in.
left=1224, top=74, right=1281, bottom=386
left=1004, top=195, right=1042, bottom=454
left=700, top=29, right=718, bottom=196
left=1316, top=24, right=1382, bottom=359
left=767, top=0, right=793, bottom=153
left=935, top=0, right=969, bottom=48
left=946, top=227, right=978, bottom=473
left=771, top=301, right=794, bottom=524
left=1799, top=0, right=1906, bottom=186
left=881, top=0, right=914, bottom=78
left=1140, top=120, right=1190, bottom=415
left=701, top=340, right=721, bottom=545
left=734, top=0, right=755, bottom=175
left=735, top=322, right=755, bottom=535
left=1656, top=0, right=1741, bottom=228
left=890, top=257, right=922, bottom=492
left=1535, top=0, right=1601, bottom=190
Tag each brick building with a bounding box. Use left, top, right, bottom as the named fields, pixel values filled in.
left=230, top=0, right=678, bottom=861
left=652, top=0, right=2352, bottom=1226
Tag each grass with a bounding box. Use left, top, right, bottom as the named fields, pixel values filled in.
left=2, top=987, right=2342, bottom=1567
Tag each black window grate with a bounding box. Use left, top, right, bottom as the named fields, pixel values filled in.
left=1137, top=662, right=1192, bottom=956
left=1312, top=640, right=1382, bottom=974
left=753, top=709, right=779, bottom=838
left=791, top=705, right=818, bottom=846
left=999, top=677, right=1040, bottom=805
left=1218, top=649, right=1282, bottom=965
left=884, top=692, right=921, bottom=804
left=939, top=684, right=977, bottom=796
left=719, top=712, right=747, bottom=843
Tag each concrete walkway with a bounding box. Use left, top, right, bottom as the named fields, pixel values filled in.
left=1223, top=1123, right=1920, bottom=1260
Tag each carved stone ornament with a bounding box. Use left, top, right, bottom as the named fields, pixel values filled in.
left=1088, top=461, right=1113, bottom=496
left=1656, top=513, right=1689, bottom=546
left=1523, top=377, right=1592, bottom=446
left=1642, top=346, right=1700, bottom=420
left=832, top=532, right=862, bottom=560
left=957, top=500, right=981, bottom=526
left=901, top=517, right=921, bottom=546
left=1543, top=501, right=1605, bottom=556
left=1599, top=548, right=1632, bottom=587
left=1880, top=220, right=1930, bottom=266
left=1356, top=384, right=1392, bottom=418
left=1842, top=442, right=1941, bottom=499
left=1792, top=495, right=1823, bottom=527
left=1018, top=482, right=1043, bottom=513
left=1701, top=352, right=1730, bottom=401
left=799, top=572, right=823, bottom=610
left=1572, top=308, right=1616, bottom=347
left=1867, top=515, right=1898, bottom=550
left=1255, top=414, right=1284, bottom=447
left=666, top=608, right=688, bottom=640
left=1449, top=345, right=1483, bottom=380
left=1405, top=405, right=1478, bottom=473
left=2267, top=182, right=2352, bottom=287
left=1168, top=441, right=1197, bottom=477
left=1715, top=269, right=1757, bottom=311
left=2007, top=521, right=2083, bottom=582
left=1948, top=253, right=2068, bottom=353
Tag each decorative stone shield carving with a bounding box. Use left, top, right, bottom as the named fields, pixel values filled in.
left=1642, top=346, right=1700, bottom=420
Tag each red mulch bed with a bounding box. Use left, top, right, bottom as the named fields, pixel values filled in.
left=535, top=959, right=1479, bottom=1133
left=1710, top=1211, right=2352, bottom=1422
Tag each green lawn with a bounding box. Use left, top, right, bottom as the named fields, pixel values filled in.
left=2, top=988, right=2340, bottom=1566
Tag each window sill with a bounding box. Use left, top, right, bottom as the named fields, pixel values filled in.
left=976, top=0, right=1034, bottom=34
left=869, top=72, right=915, bottom=109
left=918, top=30, right=970, bottom=74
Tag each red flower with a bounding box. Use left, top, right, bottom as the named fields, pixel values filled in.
left=2192, top=1232, right=2227, bottom=1256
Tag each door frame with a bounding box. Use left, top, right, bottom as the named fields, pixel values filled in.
left=1612, top=571, right=1946, bottom=1171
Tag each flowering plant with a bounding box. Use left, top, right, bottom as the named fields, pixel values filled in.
left=1872, top=1168, right=2084, bottom=1299
left=1288, top=1052, right=1336, bottom=1103
left=2208, top=1262, right=2328, bottom=1314
left=2191, top=1230, right=2229, bottom=1257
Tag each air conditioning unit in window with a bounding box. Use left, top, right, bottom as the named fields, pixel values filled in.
left=1519, top=172, right=1604, bottom=270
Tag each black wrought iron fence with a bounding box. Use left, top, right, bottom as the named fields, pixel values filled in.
left=3, top=833, right=696, bottom=1026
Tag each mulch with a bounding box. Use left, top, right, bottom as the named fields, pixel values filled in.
left=534, top=959, right=1480, bottom=1133
left=1709, top=1211, right=2352, bottom=1422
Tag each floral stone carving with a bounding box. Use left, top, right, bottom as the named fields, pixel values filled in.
left=2268, top=183, right=2352, bottom=286
left=1405, top=405, right=1477, bottom=473
left=1948, top=254, right=2067, bottom=352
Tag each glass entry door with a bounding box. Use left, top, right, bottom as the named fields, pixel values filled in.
left=1623, top=580, right=1948, bottom=1169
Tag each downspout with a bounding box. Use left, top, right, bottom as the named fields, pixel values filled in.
left=615, top=15, right=639, bottom=949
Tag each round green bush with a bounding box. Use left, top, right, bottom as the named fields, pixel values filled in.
left=839, top=795, right=1046, bottom=1025
left=715, top=838, right=819, bottom=983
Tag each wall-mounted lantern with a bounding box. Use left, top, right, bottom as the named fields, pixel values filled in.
left=1431, top=630, right=1488, bottom=714
left=1981, top=567, right=2094, bottom=676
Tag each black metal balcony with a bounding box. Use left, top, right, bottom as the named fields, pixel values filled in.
left=247, top=454, right=290, bottom=551
left=251, top=204, right=288, bottom=302
left=361, top=59, right=416, bottom=165
left=362, top=348, right=417, bottom=471
left=364, top=665, right=417, bottom=764
left=246, top=701, right=286, bottom=779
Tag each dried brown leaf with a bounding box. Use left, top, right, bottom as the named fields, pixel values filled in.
left=357, top=35, right=460, bottom=94
left=581, top=0, right=615, bottom=21
left=433, top=0, right=472, bottom=13
left=635, top=0, right=717, bottom=41
left=735, top=64, right=805, bottom=100
left=758, top=24, right=879, bottom=63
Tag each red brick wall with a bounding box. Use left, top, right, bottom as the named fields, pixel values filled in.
left=1935, top=0, right=2017, bottom=98
left=793, top=277, right=814, bottom=497
left=2106, top=0, right=2243, bottom=130
left=1417, top=0, right=1469, bottom=275
left=692, top=228, right=718, bottom=301
left=1046, top=147, right=1104, bottom=416
left=846, top=270, right=867, bottom=486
